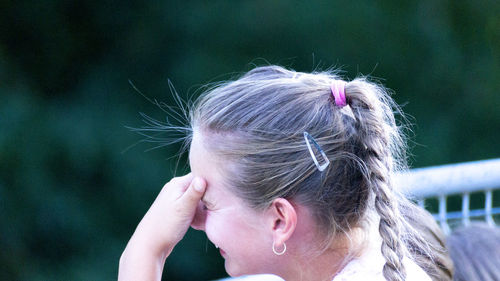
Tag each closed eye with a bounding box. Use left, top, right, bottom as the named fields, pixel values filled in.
left=201, top=197, right=214, bottom=211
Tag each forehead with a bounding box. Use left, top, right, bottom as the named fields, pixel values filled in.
left=189, top=131, right=227, bottom=195
left=190, top=132, right=269, bottom=222
left=188, top=131, right=202, bottom=168
left=189, top=130, right=214, bottom=172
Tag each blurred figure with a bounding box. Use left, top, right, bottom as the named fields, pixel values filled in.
left=447, top=223, right=500, bottom=281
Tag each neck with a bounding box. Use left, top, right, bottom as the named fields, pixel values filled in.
left=271, top=206, right=377, bottom=281
left=279, top=229, right=367, bottom=281
left=284, top=249, right=351, bottom=281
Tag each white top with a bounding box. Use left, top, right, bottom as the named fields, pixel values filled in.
left=218, top=274, right=284, bottom=281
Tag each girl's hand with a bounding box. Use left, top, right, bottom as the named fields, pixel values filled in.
left=118, top=173, right=206, bottom=281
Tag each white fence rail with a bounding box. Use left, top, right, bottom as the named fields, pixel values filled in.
left=396, top=158, right=500, bottom=234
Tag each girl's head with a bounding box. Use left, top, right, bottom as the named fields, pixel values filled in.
left=186, top=65, right=412, bottom=281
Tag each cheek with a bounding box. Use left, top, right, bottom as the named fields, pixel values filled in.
left=205, top=212, right=264, bottom=251
left=206, top=214, right=276, bottom=276
left=204, top=213, right=228, bottom=243
left=204, top=212, right=251, bottom=253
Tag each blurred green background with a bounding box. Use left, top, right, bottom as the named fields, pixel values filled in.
left=1, top=0, right=499, bottom=280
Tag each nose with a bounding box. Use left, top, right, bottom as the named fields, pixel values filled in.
left=190, top=201, right=206, bottom=231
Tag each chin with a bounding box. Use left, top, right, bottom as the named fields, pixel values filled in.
left=224, top=261, right=242, bottom=277
left=224, top=260, right=253, bottom=277
left=225, top=260, right=277, bottom=279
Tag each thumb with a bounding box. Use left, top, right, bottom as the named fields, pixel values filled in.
left=180, top=177, right=206, bottom=208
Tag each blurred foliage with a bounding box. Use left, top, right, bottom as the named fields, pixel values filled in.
left=0, top=0, right=499, bottom=280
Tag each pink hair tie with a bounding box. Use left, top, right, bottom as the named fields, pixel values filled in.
left=330, top=80, right=347, bottom=107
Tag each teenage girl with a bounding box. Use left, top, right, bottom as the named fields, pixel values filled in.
left=119, top=65, right=436, bottom=281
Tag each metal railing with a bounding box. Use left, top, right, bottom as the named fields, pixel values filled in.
left=396, top=158, right=500, bottom=234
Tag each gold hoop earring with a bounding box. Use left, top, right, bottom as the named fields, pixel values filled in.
left=272, top=241, right=286, bottom=255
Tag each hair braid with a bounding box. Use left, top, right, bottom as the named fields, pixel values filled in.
left=346, top=80, right=408, bottom=281
left=373, top=171, right=407, bottom=281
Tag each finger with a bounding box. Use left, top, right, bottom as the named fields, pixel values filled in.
left=180, top=177, right=206, bottom=210
left=168, top=173, right=193, bottom=188
left=161, top=173, right=194, bottom=196
left=178, top=173, right=195, bottom=192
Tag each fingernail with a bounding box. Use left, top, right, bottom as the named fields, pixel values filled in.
left=193, top=178, right=205, bottom=192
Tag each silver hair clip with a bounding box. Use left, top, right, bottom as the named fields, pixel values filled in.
left=304, top=132, right=330, bottom=172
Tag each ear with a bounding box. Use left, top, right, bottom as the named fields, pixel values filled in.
left=267, top=198, right=298, bottom=248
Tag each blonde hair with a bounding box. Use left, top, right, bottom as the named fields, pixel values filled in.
left=141, top=65, right=435, bottom=281
left=403, top=202, right=454, bottom=281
